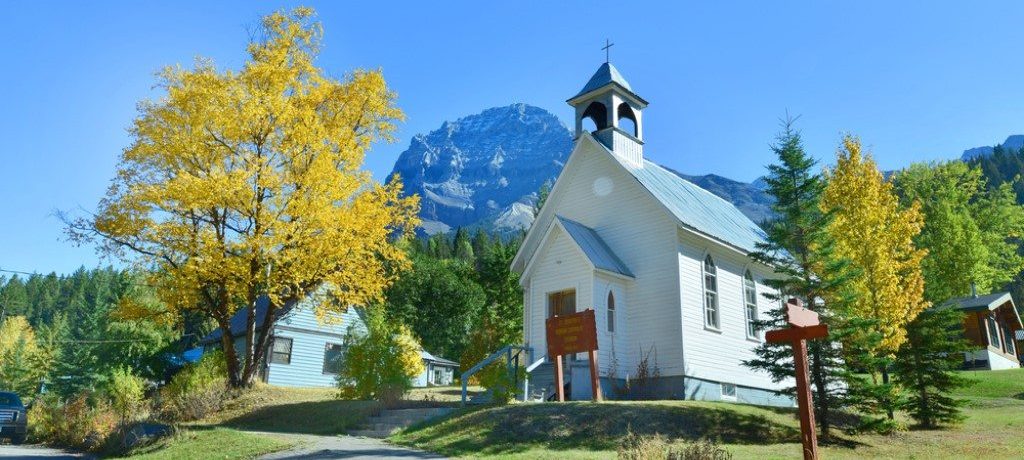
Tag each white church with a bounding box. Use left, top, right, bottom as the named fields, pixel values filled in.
left=511, top=62, right=791, bottom=406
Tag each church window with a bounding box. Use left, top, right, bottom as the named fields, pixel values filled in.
left=607, top=290, right=616, bottom=333
left=703, top=255, right=719, bottom=329
left=744, top=271, right=758, bottom=339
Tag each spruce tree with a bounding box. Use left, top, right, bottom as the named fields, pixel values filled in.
left=743, top=119, right=855, bottom=439
left=893, top=307, right=971, bottom=428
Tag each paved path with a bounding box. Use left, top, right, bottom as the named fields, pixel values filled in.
left=0, top=444, right=91, bottom=459
left=254, top=432, right=445, bottom=460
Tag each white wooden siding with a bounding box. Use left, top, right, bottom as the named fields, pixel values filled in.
left=677, top=229, right=784, bottom=391
left=526, top=227, right=593, bottom=361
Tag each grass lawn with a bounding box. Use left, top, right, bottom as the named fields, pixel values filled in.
left=392, top=368, right=1024, bottom=459
left=114, top=427, right=293, bottom=460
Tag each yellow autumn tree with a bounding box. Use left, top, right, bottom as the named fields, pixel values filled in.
left=67, top=8, right=419, bottom=387
left=822, top=135, right=928, bottom=356
left=0, top=316, right=52, bottom=397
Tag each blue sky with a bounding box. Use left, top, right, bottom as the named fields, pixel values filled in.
left=3, top=1, right=1024, bottom=275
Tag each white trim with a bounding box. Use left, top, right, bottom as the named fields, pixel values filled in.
left=742, top=268, right=760, bottom=342
left=700, top=251, right=721, bottom=330
left=720, top=382, right=738, bottom=401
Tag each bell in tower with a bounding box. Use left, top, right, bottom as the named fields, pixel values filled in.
left=567, top=51, right=648, bottom=168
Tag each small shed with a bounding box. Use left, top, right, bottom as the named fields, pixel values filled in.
left=943, top=291, right=1024, bottom=370
left=415, top=350, right=460, bottom=387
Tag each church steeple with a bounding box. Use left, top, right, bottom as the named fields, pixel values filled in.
left=567, top=60, right=648, bottom=167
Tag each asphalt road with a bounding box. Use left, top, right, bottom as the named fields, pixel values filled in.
left=0, top=444, right=91, bottom=459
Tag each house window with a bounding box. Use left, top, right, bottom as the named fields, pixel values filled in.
left=1003, top=325, right=1016, bottom=355
left=703, top=255, right=719, bottom=329
left=548, top=289, right=576, bottom=318
left=433, top=368, right=444, bottom=385
left=744, top=271, right=758, bottom=339
left=323, top=343, right=346, bottom=375
left=607, top=290, right=616, bottom=333
left=721, top=382, right=737, bottom=400
left=986, top=315, right=1001, bottom=349
left=270, top=337, right=293, bottom=365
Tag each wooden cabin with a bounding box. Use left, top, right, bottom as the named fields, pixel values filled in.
left=944, top=292, right=1023, bottom=370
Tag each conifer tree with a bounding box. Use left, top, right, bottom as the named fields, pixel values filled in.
left=744, top=119, right=855, bottom=439
left=892, top=307, right=971, bottom=428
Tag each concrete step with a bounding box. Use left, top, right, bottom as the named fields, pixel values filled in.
left=349, top=407, right=454, bottom=438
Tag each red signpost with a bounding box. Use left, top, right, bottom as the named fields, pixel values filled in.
left=545, top=309, right=601, bottom=402
left=765, top=298, right=828, bottom=460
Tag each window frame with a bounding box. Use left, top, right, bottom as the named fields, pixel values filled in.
left=986, top=315, right=1001, bottom=350
left=270, top=337, right=293, bottom=365
left=607, top=290, right=616, bottom=334
left=322, top=342, right=346, bottom=375
left=743, top=270, right=759, bottom=340
left=721, top=382, right=738, bottom=400
left=547, top=289, right=577, bottom=318
left=702, top=255, right=720, bottom=331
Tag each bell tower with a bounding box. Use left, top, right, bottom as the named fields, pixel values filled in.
left=567, top=57, right=648, bottom=168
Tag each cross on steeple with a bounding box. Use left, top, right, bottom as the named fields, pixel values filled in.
left=602, top=39, right=614, bottom=63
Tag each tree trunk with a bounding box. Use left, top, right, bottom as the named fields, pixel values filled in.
left=217, top=316, right=242, bottom=388
left=810, top=340, right=831, bottom=439
left=241, top=300, right=257, bottom=388
left=881, top=367, right=894, bottom=420
left=240, top=301, right=278, bottom=387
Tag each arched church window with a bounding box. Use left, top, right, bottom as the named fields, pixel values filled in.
left=703, top=255, right=719, bottom=329
left=617, top=103, right=638, bottom=137
left=607, top=290, right=616, bottom=333
left=744, top=270, right=758, bottom=339
left=581, top=101, right=608, bottom=133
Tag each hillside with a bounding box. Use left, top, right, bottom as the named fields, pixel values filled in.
left=961, top=135, right=1024, bottom=160
left=393, top=368, right=1024, bottom=459
left=391, top=104, right=773, bottom=234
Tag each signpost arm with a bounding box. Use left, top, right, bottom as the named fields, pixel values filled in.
left=792, top=338, right=819, bottom=460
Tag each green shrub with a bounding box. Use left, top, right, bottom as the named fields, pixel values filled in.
left=337, top=308, right=424, bottom=406
left=158, top=351, right=229, bottom=421
left=28, top=392, right=118, bottom=451
left=105, top=367, right=146, bottom=421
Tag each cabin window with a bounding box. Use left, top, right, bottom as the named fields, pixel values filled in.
left=270, top=337, right=293, bottom=365
left=744, top=271, right=758, bottom=339
left=607, top=290, right=616, bottom=333
left=986, top=315, right=1001, bottom=349
left=323, top=343, right=346, bottom=374
left=548, top=289, right=576, bottom=318
left=721, top=382, right=737, bottom=400
left=1003, top=325, right=1016, bottom=355
left=433, top=368, right=444, bottom=385
left=703, top=255, right=720, bottom=329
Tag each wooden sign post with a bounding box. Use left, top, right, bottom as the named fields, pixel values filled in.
left=765, top=298, right=829, bottom=460
left=545, top=309, right=601, bottom=402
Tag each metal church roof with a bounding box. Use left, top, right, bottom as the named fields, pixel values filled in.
left=571, top=62, right=635, bottom=100
left=556, top=215, right=634, bottom=277
left=626, top=157, right=770, bottom=254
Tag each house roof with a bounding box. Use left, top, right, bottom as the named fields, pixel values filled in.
left=556, top=216, right=634, bottom=277
left=622, top=154, right=770, bottom=254
left=942, top=292, right=1015, bottom=313
left=420, top=350, right=459, bottom=367
left=198, top=296, right=297, bottom=345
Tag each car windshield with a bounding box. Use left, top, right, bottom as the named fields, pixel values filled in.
left=0, top=393, right=22, bottom=406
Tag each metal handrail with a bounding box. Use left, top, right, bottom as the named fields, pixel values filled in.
left=461, top=344, right=533, bottom=406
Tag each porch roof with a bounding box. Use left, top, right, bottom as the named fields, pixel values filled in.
left=943, top=292, right=1014, bottom=313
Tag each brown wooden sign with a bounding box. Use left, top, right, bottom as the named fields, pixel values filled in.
left=545, top=309, right=601, bottom=402
left=546, top=309, right=598, bottom=357
left=766, top=298, right=828, bottom=460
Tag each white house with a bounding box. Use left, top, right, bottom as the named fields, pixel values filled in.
left=511, top=62, right=791, bottom=406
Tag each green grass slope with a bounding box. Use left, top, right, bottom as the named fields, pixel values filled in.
left=393, top=368, right=1024, bottom=460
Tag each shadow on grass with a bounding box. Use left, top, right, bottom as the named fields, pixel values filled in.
left=219, top=400, right=380, bottom=435
left=396, top=402, right=808, bottom=456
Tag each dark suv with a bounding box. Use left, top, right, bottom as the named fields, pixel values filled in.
left=0, top=392, right=27, bottom=445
